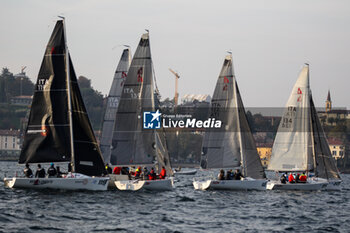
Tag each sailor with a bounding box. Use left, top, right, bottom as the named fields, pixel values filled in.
left=142, top=167, right=150, bottom=180
left=280, top=173, right=287, bottom=184
left=105, top=163, right=112, bottom=174
left=218, top=169, right=225, bottom=180
left=295, top=173, right=300, bottom=183
left=23, top=163, right=33, bottom=178
left=135, top=166, right=142, bottom=178
left=159, top=166, right=166, bottom=179
left=149, top=167, right=157, bottom=180
left=113, top=166, right=122, bottom=175
left=56, top=166, right=63, bottom=178
left=233, top=169, right=244, bottom=180
left=35, top=164, right=46, bottom=178
left=121, top=167, right=128, bottom=175
left=68, top=162, right=72, bottom=173
left=288, top=173, right=295, bottom=183
left=299, top=172, right=307, bottom=183
left=47, top=163, right=57, bottom=177
left=226, top=169, right=232, bottom=180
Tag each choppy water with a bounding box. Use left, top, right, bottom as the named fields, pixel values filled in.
left=0, top=161, right=349, bottom=233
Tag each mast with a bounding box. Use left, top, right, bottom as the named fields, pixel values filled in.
left=234, top=77, right=245, bottom=175
left=60, top=16, right=75, bottom=172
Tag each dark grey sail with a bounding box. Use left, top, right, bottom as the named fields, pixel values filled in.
left=19, top=20, right=71, bottom=164
left=100, top=48, right=131, bottom=162
left=69, top=56, right=106, bottom=176
left=310, top=97, right=341, bottom=180
left=201, top=54, right=265, bottom=179
left=236, top=85, right=265, bottom=179
left=201, top=55, right=240, bottom=169
left=111, top=33, right=156, bottom=165
left=19, top=20, right=106, bottom=176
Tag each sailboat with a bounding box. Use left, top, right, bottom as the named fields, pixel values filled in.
left=110, top=32, right=174, bottom=191
left=3, top=19, right=109, bottom=191
left=193, top=54, right=267, bottom=191
left=266, top=64, right=335, bottom=190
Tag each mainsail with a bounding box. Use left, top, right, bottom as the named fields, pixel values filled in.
left=111, top=32, right=170, bottom=171
left=201, top=55, right=265, bottom=179
left=19, top=20, right=106, bottom=176
left=268, top=65, right=313, bottom=172
left=100, top=48, right=131, bottom=162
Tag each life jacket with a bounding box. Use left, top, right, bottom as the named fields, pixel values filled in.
left=159, top=169, right=166, bottom=179
left=288, top=174, right=295, bottom=183
left=113, top=167, right=121, bottom=175
left=299, top=174, right=307, bottom=182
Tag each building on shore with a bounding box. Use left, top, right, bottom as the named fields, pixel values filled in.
left=0, top=129, right=21, bottom=160
left=318, top=90, right=350, bottom=125
left=328, top=137, right=345, bottom=162
left=256, top=142, right=273, bottom=168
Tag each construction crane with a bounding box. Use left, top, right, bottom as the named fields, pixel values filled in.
left=169, top=68, right=180, bottom=107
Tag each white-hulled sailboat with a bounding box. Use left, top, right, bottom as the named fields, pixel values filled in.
left=266, top=64, right=337, bottom=191
left=3, top=19, right=109, bottom=191
left=99, top=48, right=132, bottom=188
left=111, top=32, right=174, bottom=191
left=193, top=54, right=267, bottom=191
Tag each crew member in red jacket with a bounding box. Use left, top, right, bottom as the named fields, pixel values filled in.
left=149, top=167, right=157, bottom=180
left=159, top=166, right=166, bottom=179
left=288, top=173, right=295, bottom=183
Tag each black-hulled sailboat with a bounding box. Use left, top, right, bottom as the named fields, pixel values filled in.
left=111, top=32, right=174, bottom=191
left=4, top=19, right=109, bottom=191
left=193, top=54, right=267, bottom=191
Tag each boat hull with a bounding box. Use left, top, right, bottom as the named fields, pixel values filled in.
left=4, top=173, right=109, bottom=191
left=193, top=178, right=267, bottom=191
left=266, top=180, right=328, bottom=191
left=107, top=174, right=130, bottom=189
left=174, top=169, right=197, bottom=175
left=115, top=178, right=174, bottom=191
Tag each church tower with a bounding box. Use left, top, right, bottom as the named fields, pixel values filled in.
left=326, top=90, right=332, bottom=112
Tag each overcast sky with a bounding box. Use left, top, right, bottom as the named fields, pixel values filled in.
left=1, top=0, right=349, bottom=109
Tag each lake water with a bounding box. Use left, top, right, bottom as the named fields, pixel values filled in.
left=0, top=161, right=349, bottom=232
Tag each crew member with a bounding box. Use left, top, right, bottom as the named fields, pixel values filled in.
left=218, top=169, right=225, bottom=180
left=135, top=166, right=142, bottom=178
left=142, top=167, right=150, bottom=180
left=23, top=163, right=33, bottom=178
left=159, top=166, right=166, bottom=179
left=105, top=163, right=112, bottom=174
left=149, top=167, right=157, bottom=180
left=299, top=172, right=307, bottom=183
left=233, top=169, right=244, bottom=180
left=35, top=164, right=46, bottom=178
left=113, top=166, right=122, bottom=175
left=288, top=173, right=295, bottom=183
left=280, top=173, right=287, bottom=184
left=47, top=163, right=57, bottom=177
left=56, top=166, right=63, bottom=178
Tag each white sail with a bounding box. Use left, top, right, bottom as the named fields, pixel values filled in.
left=100, top=48, right=131, bottom=162
left=268, top=65, right=313, bottom=171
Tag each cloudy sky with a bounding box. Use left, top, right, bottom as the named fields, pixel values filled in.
left=1, top=0, right=349, bottom=109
